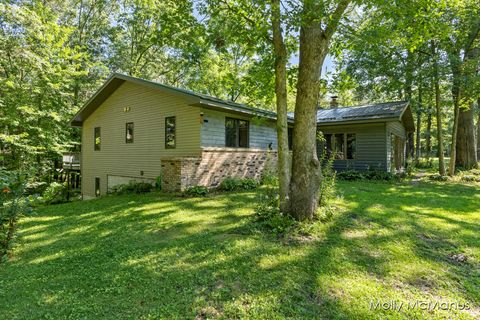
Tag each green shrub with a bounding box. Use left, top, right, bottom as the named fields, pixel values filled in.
left=260, top=171, right=278, bottom=187
left=184, top=186, right=209, bottom=197
left=337, top=170, right=365, bottom=181
left=415, top=159, right=434, bottom=169
left=1, top=170, right=33, bottom=262
left=218, top=178, right=241, bottom=191
left=461, top=175, right=480, bottom=182
left=254, top=188, right=295, bottom=235
left=111, top=181, right=154, bottom=194
left=218, top=177, right=258, bottom=191
left=429, top=174, right=449, bottom=181
left=155, top=175, right=162, bottom=190
left=318, top=154, right=336, bottom=207
left=337, top=168, right=397, bottom=181
left=240, top=178, right=259, bottom=190
left=41, top=182, right=68, bottom=204
left=25, top=181, right=48, bottom=195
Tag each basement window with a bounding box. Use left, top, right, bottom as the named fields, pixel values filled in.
left=165, top=116, right=176, bottom=149
left=94, top=127, right=101, bottom=151
left=225, top=117, right=249, bottom=148
left=95, top=177, right=100, bottom=197
left=125, top=122, right=134, bottom=143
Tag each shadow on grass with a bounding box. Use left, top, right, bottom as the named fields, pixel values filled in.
left=0, top=181, right=479, bottom=319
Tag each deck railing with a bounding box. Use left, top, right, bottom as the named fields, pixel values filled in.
left=62, top=152, right=80, bottom=170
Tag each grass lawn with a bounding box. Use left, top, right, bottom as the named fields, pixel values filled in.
left=0, top=180, right=479, bottom=319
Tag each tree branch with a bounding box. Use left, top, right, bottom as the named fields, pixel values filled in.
left=324, top=0, right=351, bottom=40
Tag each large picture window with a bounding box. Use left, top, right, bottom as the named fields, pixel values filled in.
left=334, top=134, right=345, bottom=159
left=346, top=133, right=356, bottom=159
left=125, top=122, right=134, bottom=143
left=165, top=116, right=176, bottom=149
left=321, top=133, right=356, bottom=160
left=225, top=117, right=249, bottom=148
left=94, top=127, right=101, bottom=151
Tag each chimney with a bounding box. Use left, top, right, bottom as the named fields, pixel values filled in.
left=330, top=95, right=339, bottom=108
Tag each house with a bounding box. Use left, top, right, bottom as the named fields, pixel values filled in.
left=313, top=98, right=415, bottom=172
left=71, top=74, right=414, bottom=198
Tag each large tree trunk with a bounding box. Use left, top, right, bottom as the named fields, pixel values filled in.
left=288, top=28, right=327, bottom=220
left=449, top=20, right=479, bottom=174
left=288, top=0, right=350, bottom=220
left=431, top=41, right=446, bottom=175
left=456, top=104, right=477, bottom=169
left=271, top=0, right=290, bottom=212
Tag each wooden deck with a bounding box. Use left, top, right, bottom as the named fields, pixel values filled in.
left=62, top=152, right=80, bottom=170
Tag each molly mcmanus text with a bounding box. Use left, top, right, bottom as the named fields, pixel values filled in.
left=369, top=299, right=471, bottom=312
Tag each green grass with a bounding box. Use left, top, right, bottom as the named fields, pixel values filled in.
left=1, top=180, right=479, bottom=319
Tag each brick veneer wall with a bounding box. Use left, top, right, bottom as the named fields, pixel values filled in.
left=161, top=147, right=277, bottom=191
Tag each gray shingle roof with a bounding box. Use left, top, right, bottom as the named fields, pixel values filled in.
left=71, top=73, right=280, bottom=126
left=315, top=101, right=409, bottom=123
left=71, top=74, right=413, bottom=131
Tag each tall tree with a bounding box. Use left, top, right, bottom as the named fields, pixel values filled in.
left=271, top=0, right=290, bottom=212
left=288, top=0, right=351, bottom=220
left=431, top=40, right=446, bottom=175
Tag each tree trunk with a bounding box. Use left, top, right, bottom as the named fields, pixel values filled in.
left=415, top=83, right=422, bottom=161
left=271, top=0, right=290, bottom=212
left=288, top=0, right=350, bottom=220
left=405, top=51, right=415, bottom=159
left=431, top=41, right=445, bottom=175
left=288, top=27, right=327, bottom=220
left=426, top=106, right=432, bottom=161
left=449, top=89, right=460, bottom=176
left=455, top=104, right=477, bottom=169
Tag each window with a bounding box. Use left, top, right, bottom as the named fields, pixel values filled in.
left=324, top=133, right=333, bottom=156
left=125, top=122, right=134, bottom=143
left=165, top=116, right=176, bottom=149
left=321, top=132, right=356, bottom=160
left=288, top=127, right=293, bottom=150
left=346, top=133, right=356, bottom=159
left=95, top=177, right=100, bottom=197
left=225, top=117, right=249, bottom=148
left=94, top=127, right=101, bottom=151
left=334, top=134, right=345, bottom=159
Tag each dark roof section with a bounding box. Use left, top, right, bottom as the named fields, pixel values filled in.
left=313, top=101, right=415, bottom=131
left=71, top=73, right=283, bottom=127
left=71, top=74, right=414, bottom=132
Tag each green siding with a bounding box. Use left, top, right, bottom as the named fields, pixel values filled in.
left=386, top=121, right=407, bottom=171
left=318, top=123, right=387, bottom=171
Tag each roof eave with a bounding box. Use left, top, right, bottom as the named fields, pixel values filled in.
left=317, top=117, right=400, bottom=127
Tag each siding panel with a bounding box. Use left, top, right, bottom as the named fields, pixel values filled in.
left=386, top=121, right=407, bottom=171
left=317, top=123, right=387, bottom=171
left=81, top=82, right=201, bottom=197
left=200, top=108, right=278, bottom=149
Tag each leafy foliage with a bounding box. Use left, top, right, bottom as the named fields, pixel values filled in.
left=41, top=182, right=68, bottom=205
left=337, top=168, right=397, bottom=181
left=0, top=170, right=33, bottom=262
left=253, top=185, right=295, bottom=235
left=183, top=186, right=209, bottom=197
left=110, top=181, right=154, bottom=195
left=318, top=153, right=337, bottom=207
left=218, top=177, right=258, bottom=191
